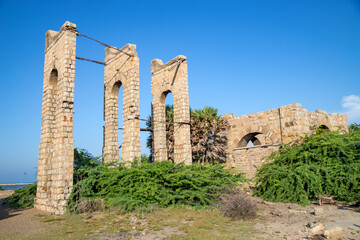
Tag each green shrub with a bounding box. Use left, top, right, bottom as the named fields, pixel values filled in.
left=3, top=183, right=37, bottom=208
left=68, top=161, right=245, bottom=212
left=254, top=127, right=360, bottom=204
left=74, top=148, right=102, bottom=184
left=0, top=186, right=2, bottom=191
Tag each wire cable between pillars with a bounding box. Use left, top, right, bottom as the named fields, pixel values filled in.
left=71, top=30, right=134, bottom=65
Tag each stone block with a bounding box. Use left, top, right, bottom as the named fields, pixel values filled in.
left=324, top=227, right=342, bottom=240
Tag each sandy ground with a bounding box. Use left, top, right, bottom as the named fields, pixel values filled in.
left=254, top=198, right=360, bottom=240
left=0, top=190, right=48, bottom=235
left=0, top=190, right=359, bottom=239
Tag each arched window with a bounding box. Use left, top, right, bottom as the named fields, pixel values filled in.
left=316, top=125, right=330, bottom=134
left=48, top=69, right=58, bottom=140
left=112, top=81, right=123, bottom=161
left=161, top=90, right=174, bottom=161
left=238, top=132, right=264, bottom=148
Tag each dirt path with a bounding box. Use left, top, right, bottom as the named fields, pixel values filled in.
left=0, top=190, right=48, bottom=236
left=0, top=190, right=359, bottom=239
left=254, top=199, right=360, bottom=240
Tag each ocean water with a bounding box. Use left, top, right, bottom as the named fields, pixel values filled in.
left=1, top=184, right=31, bottom=190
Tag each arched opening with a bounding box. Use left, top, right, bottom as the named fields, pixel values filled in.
left=316, top=125, right=330, bottom=134
left=112, top=81, right=123, bottom=162
left=48, top=69, right=58, bottom=141
left=319, top=125, right=329, bottom=130
left=49, top=69, right=58, bottom=86
left=160, top=90, right=174, bottom=161
left=238, top=132, right=264, bottom=148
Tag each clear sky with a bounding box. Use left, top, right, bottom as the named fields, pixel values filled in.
left=0, top=0, right=359, bottom=183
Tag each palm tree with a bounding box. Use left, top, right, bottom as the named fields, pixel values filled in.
left=147, top=105, right=229, bottom=163
left=190, top=106, right=228, bottom=163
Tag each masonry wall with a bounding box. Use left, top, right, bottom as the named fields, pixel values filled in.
left=231, top=145, right=280, bottom=179
left=224, top=103, right=348, bottom=177
left=103, top=44, right=141, bottom=164
left=35, top=21, right=76, bottom=215
left=151, top=55, right=192, bottom=164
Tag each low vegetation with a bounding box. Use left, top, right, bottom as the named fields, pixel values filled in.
left=2, top=206, right=255, bottom=240
left=219, top=190, right=257, bottom=220
left=254, top=124, right=360, bottom=204
left=3, top=182, right=37, bottom=208
left=68, top=160, right=245, bottom=212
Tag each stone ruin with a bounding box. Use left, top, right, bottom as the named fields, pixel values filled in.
left=35, top=21, right=192, bottom=214
left=223, top=103, right=348, bottom=178
left=35, top=22, right=77, bottom=214
left=103, top=45, right=141, bottom=164
left=151, top=56, right=192, bottom=165
left=35, top=21, right=348, bottom=214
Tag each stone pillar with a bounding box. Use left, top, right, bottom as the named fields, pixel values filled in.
left=151, top=55, right=192, bottom=164
left=103, top=44, right=141, bottom=165
left=35, top=21, right=76, bottom=215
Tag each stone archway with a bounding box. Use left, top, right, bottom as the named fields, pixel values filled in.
left=103, top=44, right=141, bottom=165
left=151, top=55, right=192, bottom=164
left=237, top=132, right=264, bottom=147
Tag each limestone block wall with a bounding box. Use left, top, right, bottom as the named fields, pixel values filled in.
left=151, top=55, right=192, bottom=164
left=35, top=21, right=76, bottom=215
left=103, top=44, right=141, bottom=164
left=224, top=103, right=348, bottom=177
left=231, top=145, right=280, bottom=179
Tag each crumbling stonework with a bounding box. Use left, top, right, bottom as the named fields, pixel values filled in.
left=103, top=44, right=141, bottom=164
left=224, top=103, right=348, bottom=178
left=35, top=21, right=76, bottom=214
left=151, top=55, right=192, bottom=164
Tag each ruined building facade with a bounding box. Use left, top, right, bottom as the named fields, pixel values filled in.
left=35, top=21, right=348, bottom=214
left=223, top=103, right=348, bottom=178
left=35, top=22, right=192, bottom=214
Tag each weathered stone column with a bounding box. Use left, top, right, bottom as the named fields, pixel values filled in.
left=103, top=44, right=141, bottom=165
left=151, top=55, right=192, bottom=164
left=35, top=21, right=76, bottom=215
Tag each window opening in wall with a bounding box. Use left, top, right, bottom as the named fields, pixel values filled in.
left=112, top=81, right=123, bottom=162
left=316, top=125, right=330, bottom=135
left=164, top=91, right=174, bottom=161
left=238, top=132, right=263, bottom=148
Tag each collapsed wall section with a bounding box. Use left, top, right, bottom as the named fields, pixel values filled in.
left=151, top=55, right=192, bottom=164
left=103, top=44, right=141, bottom=164
left=35, top=21, right=76, bottom=214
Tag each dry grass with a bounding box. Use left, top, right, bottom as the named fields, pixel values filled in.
left=0, top=206, right=255, bottom=240
left=76, top=198, right=105, bottom=213
left=219, top=191, right=257, bottom=220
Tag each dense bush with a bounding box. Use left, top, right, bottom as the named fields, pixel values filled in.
left=254, top=126, right=360, bottom=204
left=219, top=190, right=257, bottom=220
left=3, top=183, right=37, bottom=208
left=74, top=148, right=102, bottom=184
left=68, top=161, right=245, bottom=212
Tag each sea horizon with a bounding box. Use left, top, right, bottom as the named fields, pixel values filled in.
left=0, top=183, right=33, bottom=191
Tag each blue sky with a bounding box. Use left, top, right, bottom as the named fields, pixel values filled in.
left=0, top=0, right=359, bottom=183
